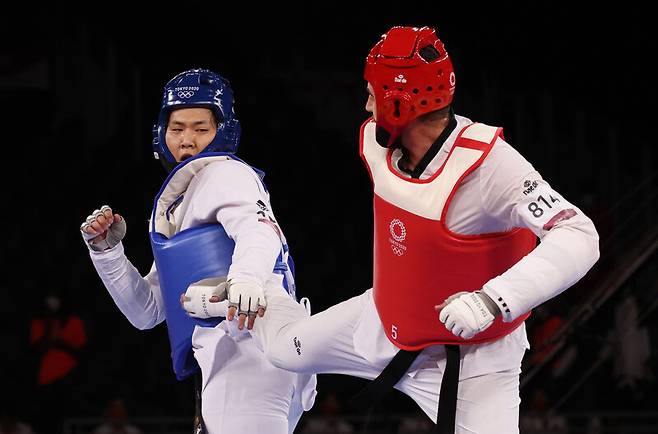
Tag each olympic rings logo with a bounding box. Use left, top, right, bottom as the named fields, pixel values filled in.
left=178, top=90, right=195, bottom=98
left=389, top=219, right=406, bottom=242
left=391, top=245, right=404, bottom=256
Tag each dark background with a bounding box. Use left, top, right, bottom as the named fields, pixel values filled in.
left=1, top=6, right=656, bottom=433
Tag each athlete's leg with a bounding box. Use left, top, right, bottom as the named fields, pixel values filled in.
left=261, top=278, right=524, bottom=434
left=257, top=284, right=385, bottom=379
left=192, top=325, right=296, bottom=434
left=286, top=372, right=317, bottom=434
left=395, top=364, right=521, bottom=434
left=395, top=336, right=526, bottom=434
left=455, top=366, right=521, bottom=434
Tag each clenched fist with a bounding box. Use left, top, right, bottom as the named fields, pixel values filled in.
left=80, top=205, right=126, bottom=251
left=436, top=291, right=498, bottom=340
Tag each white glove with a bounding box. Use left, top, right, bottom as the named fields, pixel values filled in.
left=80, top=205, right=126, bottom=252
left=227, top=279, right=266, bottom=328
left=181, top=277, right=228, bottom=319
left=438, top=291, right=496, bottom=340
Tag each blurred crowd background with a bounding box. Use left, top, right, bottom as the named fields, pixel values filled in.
left=1, top=7, right=656, bottom=434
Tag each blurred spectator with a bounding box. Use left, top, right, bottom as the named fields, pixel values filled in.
left=0, top=400, right=35, bottom=434
left=29, top=293, right=87, bottom=433
left=529, top=306, right=564, bottom=367
left=301, top=392, right=354, bottom=434
left=586, top=415, right=602, bottom=434
left=529, top=306, right=578, bottom=380
left=520, top=389, right=569, bottom=434
left=612, top=296, right=652, bottom=394
left=397, top=414, right=433, bottom=434
left=30, top=294, right=87, bottom=387
left=91, top=398, right=142, bottom=434
left=0, top=417, right=34, bottom=434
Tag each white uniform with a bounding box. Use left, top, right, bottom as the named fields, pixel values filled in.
left=87, top=158, right=316, bottom=434
left=255, top=115, right=600, bottom=434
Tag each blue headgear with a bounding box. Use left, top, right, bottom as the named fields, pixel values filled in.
left=152, top=68, right=241, bottom=165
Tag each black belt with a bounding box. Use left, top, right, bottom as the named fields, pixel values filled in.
left=193, top=372, right=206, bottom=434
left=437, top=345, right=460, bottom=434
left=351, top=344, right=461, bottom=434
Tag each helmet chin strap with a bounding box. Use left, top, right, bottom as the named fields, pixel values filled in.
left=375, top=125, right=397, bottom=148
left=374, top=118, right=406, bottom=148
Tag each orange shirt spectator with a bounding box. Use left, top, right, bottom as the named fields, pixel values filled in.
left=29, top=295, right=87, bottom=385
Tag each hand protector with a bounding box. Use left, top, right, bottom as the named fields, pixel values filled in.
left=438, top=291, right=495, bottom=339
left=181, top=277, right=228, bottom=319
left=227, top=280, right=266, bottom=316
left=80, top=205, right=126, bottom=252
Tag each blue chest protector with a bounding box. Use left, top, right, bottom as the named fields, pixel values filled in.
left=149, top=152, right=296, bottom=380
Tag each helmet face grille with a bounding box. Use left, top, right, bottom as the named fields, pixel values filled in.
left=419, top=45, right=440, bottom=62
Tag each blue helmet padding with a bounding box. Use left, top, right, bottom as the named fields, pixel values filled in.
left=152, top=68, right=241, bottom=164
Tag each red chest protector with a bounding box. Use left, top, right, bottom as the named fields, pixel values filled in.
left=359, top=119, right=535, bottom=350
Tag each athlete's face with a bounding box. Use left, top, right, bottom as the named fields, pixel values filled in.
left=165, top=108, right=217, bottom=162
left=365, top=83, right=377, bottom=121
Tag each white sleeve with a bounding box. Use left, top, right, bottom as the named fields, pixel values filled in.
left=88, top=241, right=166, bottom=330
left=479, top=138, right=600, bottom=322
left=187, top=160, right=282, bottom=287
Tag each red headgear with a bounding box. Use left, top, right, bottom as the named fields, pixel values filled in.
left=365, top=26, right=455, bottom=147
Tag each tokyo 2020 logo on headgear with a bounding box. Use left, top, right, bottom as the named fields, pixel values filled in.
left=177, top=90, right=195, bottom=99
